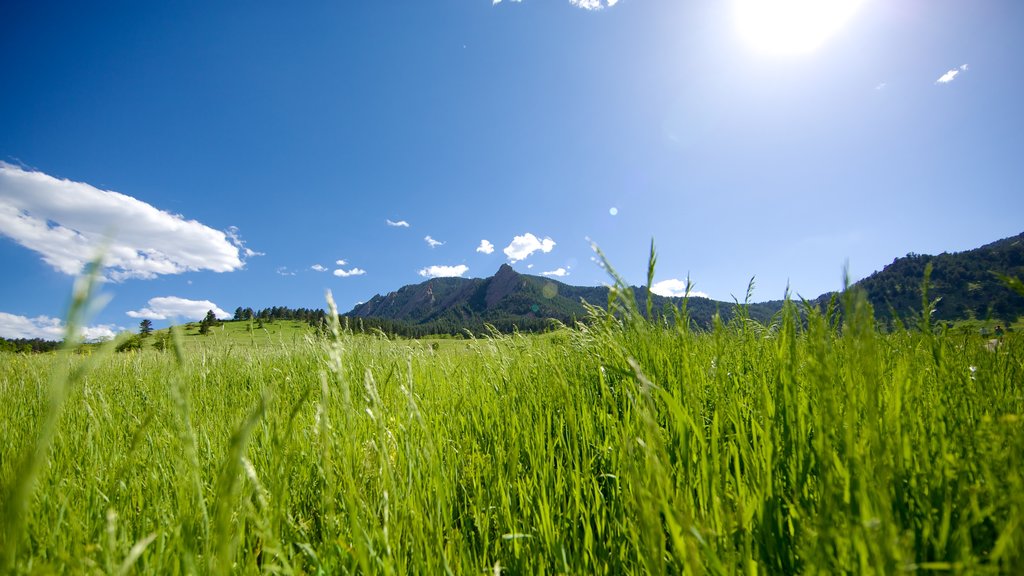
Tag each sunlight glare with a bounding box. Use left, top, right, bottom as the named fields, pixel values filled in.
left=734, top=0, right=865, bottom=56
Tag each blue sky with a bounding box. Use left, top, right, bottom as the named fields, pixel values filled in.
left=1, top=0, right=1022, bottom=339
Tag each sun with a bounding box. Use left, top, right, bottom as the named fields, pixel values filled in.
left=734, top=0, right=865, bottom=56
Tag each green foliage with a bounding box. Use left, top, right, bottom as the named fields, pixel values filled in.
left=116, top=335, right=143, bottom=353
left=152, top=331, right=171, bottom=351
left=0, top=337, right=59, bottom=353
left=836, top=232, right=1024, bottom=326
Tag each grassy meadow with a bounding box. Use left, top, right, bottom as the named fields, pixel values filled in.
left=1, top=281, right=1023, bottom=574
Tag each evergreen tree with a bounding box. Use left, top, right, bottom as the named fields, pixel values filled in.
left=199, top=309, right=218, bottom=335
left=139, top=319, right=153, bottom=337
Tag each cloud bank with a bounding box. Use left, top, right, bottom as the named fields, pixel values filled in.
left=0, top=163, right=249, bottom=280
left=504, top=233, right=555, bottom=262
left=126, top=296, right=230, bottom=321
left=0, top=311, right=121, bottom=342
left=418, top=264, right=468, bottom=278
left=476, top=239, right=495, bottom=254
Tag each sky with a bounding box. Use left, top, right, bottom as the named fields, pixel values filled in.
left=1, top=0, right=1023, bottom=340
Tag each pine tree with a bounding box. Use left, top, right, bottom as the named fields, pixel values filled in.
left=139, top=319, right=153, bottom=338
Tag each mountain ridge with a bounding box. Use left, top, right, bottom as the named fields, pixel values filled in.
left=347, top=231, right=1024, bottom=332
left=348, top=263, right=780, bottom=333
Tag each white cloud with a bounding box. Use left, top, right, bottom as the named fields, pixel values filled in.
left=334, top=267, right=366, bottom=277
left=418, top=264, right=469, bottom=278
left=311, top=264, right=328, bottom=272
left=335, top=259, right=348, bottom=266
left=425, top=235, right=444, bottom=248
left=126, top=296, right=230, bottom=321
left=875, top=82, right=886, bottom=91
left=650, top=279, right=710, bottom=299
left=936, top=64, right=968, bottom=84
left=276, top=267, right=296, bottom=276
left=476, top=239, right=495, bottom=254
left=541, top=267, right=569, bottom=277
left=495, top=0, right=611, bottom=7
left=386, top=219, right=410, bottom=227
left=225, top=226, right=264, bottom=258
left=0, top=311, right=121, bottom=342
left=571, top=0, right=617, bottom=9
left=0, top=163, right=250, bottom=280
left=503, top=233, right=555, bottom=262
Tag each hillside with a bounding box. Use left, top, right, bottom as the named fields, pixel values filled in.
left=814, top=232, right=1024, bottom=325
left=347, top=263, right=780, bottom=334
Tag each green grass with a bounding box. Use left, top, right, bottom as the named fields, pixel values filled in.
left=2, top=287, right=1023, bottom=573
left=164, top=319, right=314, bottom=348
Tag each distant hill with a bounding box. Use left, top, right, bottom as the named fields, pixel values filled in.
left=346, top=263, right=780, bottom=335
left=815, top=232, right=1024, bottom=325
left=348, top=232, right=1024, bottom=334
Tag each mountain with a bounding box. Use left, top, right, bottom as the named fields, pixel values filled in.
left=348, top=232, right=1024, bottom=334
left=817, top=232, right=1024, bottom=325
left=347, top=264, right=780, bottom=334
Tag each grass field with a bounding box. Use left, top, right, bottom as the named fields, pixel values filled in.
left=2, top=281, right=1023, bottom=574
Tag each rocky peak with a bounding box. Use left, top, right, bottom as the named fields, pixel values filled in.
left=486, top=263, right=522, bottom=308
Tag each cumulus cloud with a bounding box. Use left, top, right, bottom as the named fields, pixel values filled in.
left=126, top=296, right=230, bottom=321
left=386, top=219, right=410, bottom=227
left=418, top=264, right=469, bottom=278
left=936, top=64, right=968, bottom=84
left=335, top=259, right=348, bottom=266
left=425, top=235, right=444, bottom=248
left=541, top=267, right=569, bottom=277
left=311, top=264, right=328, bottom=272
left=476, top=239, right=495, bottom=254
left=504, top=233, right=555, bottom=262
left=334, top=267, right=366, bottom=277
left=650, top=279, right=710, bottom=299
left=0, top=163, right=250, bottom=280
left=0, top=311, right=121, bottom=342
